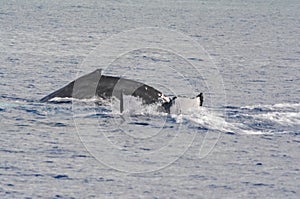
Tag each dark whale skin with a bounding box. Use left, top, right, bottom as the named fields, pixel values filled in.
left=40, top=69, right=165, bottom=105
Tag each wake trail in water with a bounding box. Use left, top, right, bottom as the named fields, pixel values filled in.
left=3, top=95, right=298, bottom=135
left=178, top=103, right=300, bottom=135
left=106, top=98, right=299, bottom=135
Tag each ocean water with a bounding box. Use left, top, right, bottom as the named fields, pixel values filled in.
left=0, top=0, right=299, bottom=198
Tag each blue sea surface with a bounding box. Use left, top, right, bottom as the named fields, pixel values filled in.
left=0, top=0, right=299, bottom=198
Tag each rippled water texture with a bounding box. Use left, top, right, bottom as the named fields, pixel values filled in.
left=1, top=0, right=299, bottom=198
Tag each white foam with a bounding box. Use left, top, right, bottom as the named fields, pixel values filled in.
left=240, top=130, right=274, bottom=135
left=255, top=112, right=300, bottom=126
left=53, top=97, right=299, bottom=135
left=242, top=103, right=300, bottom=111
left=171, top=106, right=230, bottom=132
left=111, top=95, right=154, bottom=115
left=49, top=96, right=101, bottom=103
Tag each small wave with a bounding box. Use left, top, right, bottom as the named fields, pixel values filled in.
left=222, top=103, right=300, bottom=135
left=242, top=103, right=300, bottom=111
left=254, top=112, right=300, bottom=126
left=0, top=96, right=32, bottom=107
left=49, top=96, right=102, bottom=103
left=241, top=103, right=300, bottom=127
left=39, top=96, right=300, bottom=135
left=172, top=107, right=228, bottom=132
left=171, top=102, right=300, bottom=135
left=238, top=130, right=274, bottom=135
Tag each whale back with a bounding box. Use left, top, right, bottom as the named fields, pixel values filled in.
left=40, top=69, right=164, bottom=104
left=40, top=69, right=102, bottom=102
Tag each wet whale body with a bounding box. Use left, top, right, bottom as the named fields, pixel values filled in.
left=40, top=69, right=170, bottom=104
left=40, top=69, right=203, bottom=113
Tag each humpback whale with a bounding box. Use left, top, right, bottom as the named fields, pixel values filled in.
left=40, top=69, right=203, bottom=113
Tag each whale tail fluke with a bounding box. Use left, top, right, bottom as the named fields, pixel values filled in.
left=196, top=93, right=203, bottom=106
